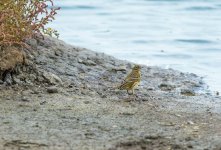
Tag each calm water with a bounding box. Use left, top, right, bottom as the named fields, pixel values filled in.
left=50, top=0, right=221, bottom=92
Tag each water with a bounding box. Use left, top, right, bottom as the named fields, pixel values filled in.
left=50, top=0, right=221, bottom=92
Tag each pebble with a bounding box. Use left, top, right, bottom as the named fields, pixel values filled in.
left=47, top=86, right=59, bottom=93
left=187, top=121, right=194, bottom=125
left=4, top=72, right=12, bottom=85
left=84, top=101, right=90, bottom=104
left=20, top=97, right=30, bottom=102
left=111, top=65, right=127, bottom=72
left=181, top=89, right=196, bottom=96
left=159, top=83, right=176, bottom=91
left=147, top=87, right=154, bottom=90
left=77, top=58, right=83, bottom=63
left=0, top=80, right=3, bottom=84
left=82, top=60, right=96, bottom=66
left=120, top=112, right=135, bottom=115
left=43, top=71, right=62, bottom=85
left=12, top=77, right=22, bottom=84
left=40, top=101, right=47, bottom=105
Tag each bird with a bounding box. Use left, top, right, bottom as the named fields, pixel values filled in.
left=118, top=65, right=141, bottom=95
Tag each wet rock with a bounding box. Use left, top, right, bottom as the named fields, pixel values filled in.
left=81, top=91, right=87, bottom=95
left=54, top=48, right=63, bottom=56
left=4, top=71, right=12, bottom=85
left=12, top=77, right=22, bottom=84
left=20, top=97, right=30, bottom=102
left=40, top=101, right=47, bottom=105
left=26, top=38, right=38, bottom=48
left=147, top=87, right=154, bottom=90
left=84, top=101, right=90, bottom=104
left=35, top=56, right=48, bottom=65
left=187, top=144, right=193, bottom=148
left=29, top=74, right=37, bottom=82
left=0, top=80, right=3, bottom=84
left=31, top=90, right=40, bottom=94
left=159, top=83, right=176, bottom=91
left=46, top=86, right=59, bottom=93
left=111, top=65, right=127, bottom=72
left=43, top=71, right=62, bottom=85
left=185, top=137, right=193, bottom=141
left=120, top=112, right=136, bottom=115
left=36, top=76, right=45, bottom=82
left=187, top=121, right=195, bottom=125
left=77, top=58, right=83, bottom=63
left=101, top=94, right=107, bottom=98
left=82, top=60, right=96, bottom=66
left=181, top=89, right=196, bottom=96
left=21, top=90, right=32, bottom=95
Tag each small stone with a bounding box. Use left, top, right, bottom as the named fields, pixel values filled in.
left=159, top=83, right=176, bottom=91
left=0, top=80, right=3, bottom=84
left=81, top=91, right=87, bottom=95
left=111, top=65, right=127, bottom=72
left=4, top=72, right=12, bottom=85
left=12, top=77, right=22, bottom=84
left=84, top=101, right=90, bottom=104
left=47, top=86, right=58, bottom=93
left=43, top=71, right=62, bottom=85
left=40, top=101, right=47, bottom=105
left=26, top=38, right=37, bottom=48
left=193, top=126, right=199, bottom=131
left=101, top=94, right=107, bottom=98
left=55, top=50, right=62, bottom=56
left=181, top=89, right=196, bottom=96
left=37, top=76, right=44, bottom=82
left=82, top=60, right=96, bottom=66
left=120, top=112, right=135, bottom=115
left=159, top=122, right=176, bottom=126
left=31, top=90, right=39, bottom=94
left=29, top=74, right=37, bottom=81
left=147, top=87, right=154, bottom=90
left=77, top=58, right=83, bottom=63
left=187, top=145, right=193, bottom=148
left=187, top=121, right=194, bottom=125
left=185, top=137, right=193, bottom=141
left=20, top=97, right=30, bottom=102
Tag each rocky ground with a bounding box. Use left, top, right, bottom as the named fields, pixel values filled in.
left=0, top=37, right=221, bottom=150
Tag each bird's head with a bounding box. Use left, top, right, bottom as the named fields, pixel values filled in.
left=132, top=65, right=141, bottom=71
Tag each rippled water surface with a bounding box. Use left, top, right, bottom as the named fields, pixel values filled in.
left=50, top=0, right=221, bottom=92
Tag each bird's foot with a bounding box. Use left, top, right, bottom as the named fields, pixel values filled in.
left=130, top=94, right=142, bottom=103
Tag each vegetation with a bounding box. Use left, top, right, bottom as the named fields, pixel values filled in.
left=0, top=0, right=60, bottom=81
left=0, top=0, right=60, bottom=47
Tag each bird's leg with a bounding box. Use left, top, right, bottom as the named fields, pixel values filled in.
left=132, top=89, right=140, bottom=102
left=126, top=90, right=134, bottom=101
left=131, top=89, right=137, bottom=101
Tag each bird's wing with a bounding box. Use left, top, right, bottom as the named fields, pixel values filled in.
left=125, top=71, right=140, bottom=81
left=118, top=80, right=134, bottom=90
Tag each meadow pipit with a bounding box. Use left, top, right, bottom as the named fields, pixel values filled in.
left=118, top=65, right=141, bottom=95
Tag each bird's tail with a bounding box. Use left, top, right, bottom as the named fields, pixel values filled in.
left=113, top=84, right=121, bottom=89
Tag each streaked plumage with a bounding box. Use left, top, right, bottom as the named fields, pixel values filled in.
left=118, top=65, right=141, bottom=95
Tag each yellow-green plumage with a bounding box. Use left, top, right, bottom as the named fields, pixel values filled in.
left=118, top=65, right=141, bottom=95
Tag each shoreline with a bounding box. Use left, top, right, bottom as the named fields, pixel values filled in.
left=0, top=37, right=221, bottom=150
